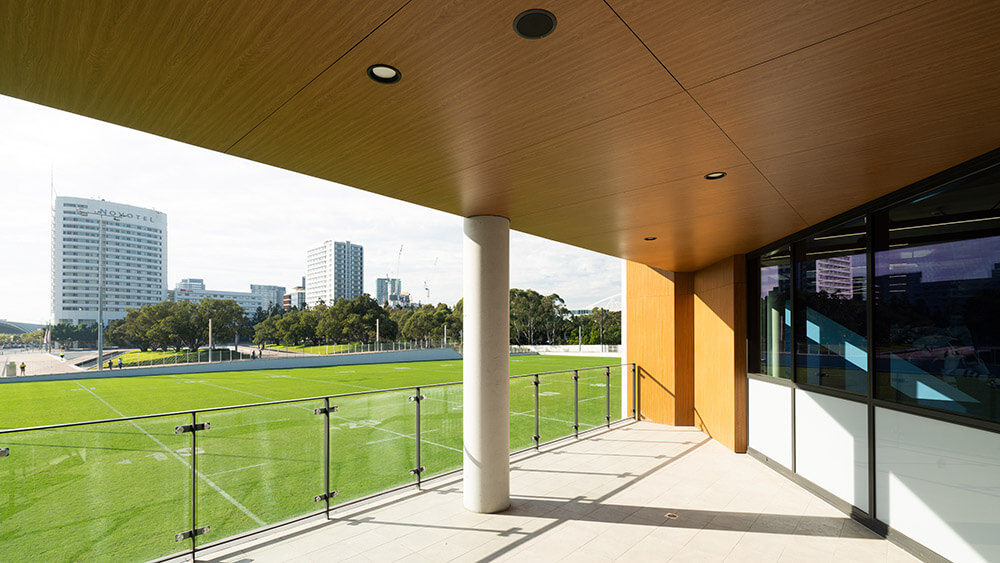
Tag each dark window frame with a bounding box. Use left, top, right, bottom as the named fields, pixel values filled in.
left=746, top=147, right=1000, bottom=435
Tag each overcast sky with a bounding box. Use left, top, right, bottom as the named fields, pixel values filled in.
left=0, top=95, right=621, bottom=325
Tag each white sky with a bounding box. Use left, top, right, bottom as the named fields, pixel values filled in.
left=0, top=95, right=621, bottom=324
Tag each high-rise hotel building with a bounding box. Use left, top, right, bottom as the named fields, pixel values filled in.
left=305, top=240, right=363, bottom=307
left=52, top=196, right=167, bottom=325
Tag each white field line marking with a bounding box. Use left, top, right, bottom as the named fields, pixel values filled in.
left=206, top=462, right=267, bottom=478
left=223, top=418, right=296, bottom=430
left=73, top=381, right=266, bottom=526
left=280, top=374, right=376, bottom=391
left=364, top=428, right=440, bottom=446
left=511, top=410, right=574, bottom=424
left=329, top=412, right=462, bottom=454
left=275, top=374, right=466, bottom=413
left=172, top=377, right=463, bottom=454
left=365, top=435, right=406, bottom=446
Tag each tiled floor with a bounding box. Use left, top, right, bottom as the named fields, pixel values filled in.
left=204, top=422, right=918, bottom=562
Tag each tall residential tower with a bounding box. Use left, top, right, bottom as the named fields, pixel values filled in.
left=305, top=240, right=363, bottom=307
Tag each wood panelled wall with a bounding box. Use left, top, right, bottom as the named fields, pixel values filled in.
left=626, top=256, right=747, bottom=452
left=625, top=262, right=693, bottom=425
left=692, top=256, right=747, bottom=453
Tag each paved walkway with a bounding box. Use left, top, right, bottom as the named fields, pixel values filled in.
left=203, top=422, right=917, bottom=563
left=0, top=350, right=83, bottom=377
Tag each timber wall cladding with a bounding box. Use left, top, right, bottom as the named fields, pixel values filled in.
left=625, top=261, right=693, bottom=425
left=693, top=255, right=747, bottom=453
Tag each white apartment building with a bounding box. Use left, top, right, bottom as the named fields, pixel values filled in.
left=170, top=279, right=285, bottom=315
left=305, top=240, right=363, bottom=307
left=51, top=196, right=167, bottom=325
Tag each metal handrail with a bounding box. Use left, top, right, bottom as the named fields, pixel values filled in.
left=508, top=363, right=633, bottom=379
left=0, top=363, right=635, bottom=435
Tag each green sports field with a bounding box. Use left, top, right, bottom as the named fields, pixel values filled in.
left=0, top=355, right=627, bottom=562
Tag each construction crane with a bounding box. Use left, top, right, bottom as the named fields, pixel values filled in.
left=423, top=256, right=437, bottom=302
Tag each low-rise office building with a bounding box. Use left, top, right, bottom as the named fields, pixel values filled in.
left=170, top=278, right=285, bottom=315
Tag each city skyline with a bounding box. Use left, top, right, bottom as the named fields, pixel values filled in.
left=0, top=94, right=622, bottom=325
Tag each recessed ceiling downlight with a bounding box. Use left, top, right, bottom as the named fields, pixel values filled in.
left=704, top=171, right=727, bottom=180
left=514, top=9, right=557, bottom=39
left=367, top=64, right=401, bottom=84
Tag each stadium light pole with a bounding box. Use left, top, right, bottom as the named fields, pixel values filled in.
left=80, top=210, right=119, bottom=371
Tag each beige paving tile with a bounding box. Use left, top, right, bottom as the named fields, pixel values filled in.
left=202, top=423, right=919, bottom=563
left=725, top=531, right=791, bottom=562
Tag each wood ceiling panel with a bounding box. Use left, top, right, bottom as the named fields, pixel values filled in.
left=228, top=0, right=681, bottom=202
left=690, top=1, right=1000, bottom=224
left=608, top=0, right=925, bottom=88
left=511, top=165, right=807, bottom=272
left=0, top=1, right=407, bottom=151
left=755, top=137, right=1000, bottom=226
left=398, top=92, right=752, bottom=220
left=2, top=1, right=998, bottom=274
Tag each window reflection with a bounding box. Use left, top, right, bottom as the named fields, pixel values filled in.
left=759, top=247, right=791, bottom=379
left=795, top=219, right=868, bottom=394
left=875, top=174, right=1000, bottom=422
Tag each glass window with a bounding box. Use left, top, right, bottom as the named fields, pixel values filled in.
left=875, top=169, right=1000, bottom=422
left=795, top=218, right=868, bottom=394
left=758, top=246, right=792, bottom=379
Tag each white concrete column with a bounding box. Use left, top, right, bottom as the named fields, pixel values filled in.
left=463, top=215, right=510, bottom=513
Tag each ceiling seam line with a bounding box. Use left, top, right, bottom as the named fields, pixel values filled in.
left=603, top=0, right=808, bottom=225
left=684, top=89, right=810, bottom=226
left=222, top=0, right=414, bottom=154
left=601, top=0, right=686, bottom=90
left=407, top=91, right=690, bottom=197
left=685, top=0, right=939, bottom=89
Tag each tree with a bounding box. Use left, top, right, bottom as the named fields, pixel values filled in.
left=573, top=308, right=621, bottom=345
left=449, top=299, right=463, bottom=341
left=250, top=306, right=269, bottom=326
left=318, top=295, right=397, bottom=343
left=509, top=289, right=572, bottom=345
left=253, top=315, right=280, bottom=346
left=510, top=289, right=543, bottom=344
left=196, top=299, right=245, bottom=346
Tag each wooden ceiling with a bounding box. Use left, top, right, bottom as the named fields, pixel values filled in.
left=2, top=0, right=998, bottom=272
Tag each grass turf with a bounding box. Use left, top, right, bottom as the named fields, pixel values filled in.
left=0, top=355, right=626, bottom=562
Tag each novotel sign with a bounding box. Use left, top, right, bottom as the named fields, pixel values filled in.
left=89, top=207, right=161, bottom=223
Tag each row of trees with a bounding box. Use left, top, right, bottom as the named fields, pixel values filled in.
left=104, top=299, right=245, bottom=351
left=253, top=295, right=397, bottom=346
left=250, top=289, right=619, bottom=347
left=49, top=288, right=621, bottom=350
left=509, top=288, right=620, bottom=345
left=1, top=330, right=44, bottom=347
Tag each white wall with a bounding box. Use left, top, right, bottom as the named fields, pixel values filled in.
left=795, top=389, right=869, bottom=512
left=748, top=378, right=793, bottom=469
left=876, top=407, right=1000, bottom=563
